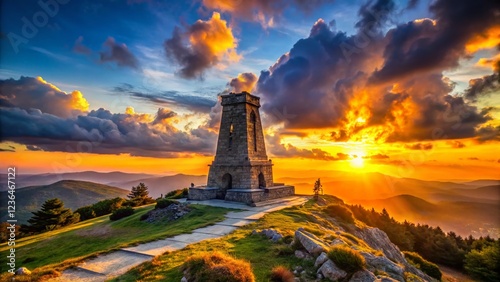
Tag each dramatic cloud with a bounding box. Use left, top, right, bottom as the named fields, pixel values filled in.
left=164, top=12, right=239, bottom=79
left=0, top=77, right=217, bottom=157
left=464, top=73, right=499, bottom=102
left=113, top=84, right=216, bottom=113
left=229, top=72, right=257, bottom=93
left=255, top=0, right=497, bottom=143
left=73, top=36, right=91, bottom=55
left=201, top=0, right=333, bottom=28
left=370, top=0, right=499, bottom=83
left=100, top=37, right=140, bottom=69
left=0, top=76, right=89, bottom=118
left=0, top=107, right=217, bottom=157
left=404, top=143, right=433, bottom=150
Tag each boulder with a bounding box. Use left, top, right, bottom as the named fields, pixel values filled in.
left=350, top=270, right=377, bottom=282
left=317, top=260, right=347, bottom=281
left=295, top=228, right=328, bottom=256
left=180, top=277, right=188, bottom=282
left=360, top=252, right=404, bottom=281
left=15, top=267, right=31, bottom=275
left=354, top=227, right=405, bottom=264
left=314, top=252, right=329, bottom=268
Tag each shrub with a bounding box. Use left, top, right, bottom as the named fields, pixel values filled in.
left=75, top=206, right=96, bottom=221
left=270, top=266, right=295, bottom=282
left=156, top=198, right=176, bottom=209
left=327, top=246, right=365, bottom=273
left=140, top=213, right=149, bottom=221
left=323, top=204, right=355, bottom=224
left=93, top=197, right=125, bottom=216
left=182, top=252, right=255, bottom=282
left=110, top=206, right=134, bottom=221
left=404, top=251, right=442, bottom=280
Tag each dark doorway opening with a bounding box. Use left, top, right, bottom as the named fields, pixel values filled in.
left=218, top=173, right=233, bottom=199
left=258, top=172, right=266, bottom=188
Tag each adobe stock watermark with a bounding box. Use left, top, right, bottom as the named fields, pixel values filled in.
left=7, top=0, right=70, bottom=53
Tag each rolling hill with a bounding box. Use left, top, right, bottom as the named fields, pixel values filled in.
left=108, top=174, right=207, bottom=198
left=0, top=171, right=157, bottom=191
left=0, top=180, right=128, bottom=224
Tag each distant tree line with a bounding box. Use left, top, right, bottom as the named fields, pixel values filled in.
left=348, top=204, right=499, bottom=281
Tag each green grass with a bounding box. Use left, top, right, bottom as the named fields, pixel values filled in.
left=0, top=204, right=229, bottom=274
left=111, top=203, right=351, bottom=282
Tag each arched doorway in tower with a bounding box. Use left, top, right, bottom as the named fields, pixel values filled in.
left=218, top=173, right=232, bottom=199
left=258, top=172, right=266, bottom=188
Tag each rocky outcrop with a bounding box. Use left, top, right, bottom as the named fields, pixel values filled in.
left=294, top=228, right=328, bottom=256
left=290, top=226, right=437, bottom=282
left=360, top=251, right=404, bottom=281
left=354, top=227, right=405, bottom=264
left=317, top=260, right=347, bottom=281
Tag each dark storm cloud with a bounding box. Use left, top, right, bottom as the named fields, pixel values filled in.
left=112, top=84, right=216, bottom=113
left=100, top=37, right=140, bottom=69
left=464, top=73, right=499, bottom=102
left=370, top=0, right=500, bottom=83
left=256, top=0, right=495, bottom=143
left=0, top=107, right=217, bottom=158
left=404, top=142, right=433, bottom=150
left=355, top=0, right=395, bottom=31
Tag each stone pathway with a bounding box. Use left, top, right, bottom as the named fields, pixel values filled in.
left=48, top=196, right=309, bottom=282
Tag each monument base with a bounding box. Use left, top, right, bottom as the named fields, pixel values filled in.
left=188, top=185, right=295, bottom=205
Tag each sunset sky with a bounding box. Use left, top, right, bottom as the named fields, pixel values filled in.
left=1, top=0, right=499, bottom=180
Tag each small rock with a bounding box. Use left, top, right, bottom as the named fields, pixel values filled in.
left=314, top=252, right=329, bottom=268
left=180, top=276, right=188, bottom=282
left=295, top=250, right=307, bottom=259
left=15, top=267, right=31, bottom=275
left=350, top=270, right=377, bottom=282
left=317, top=260, right=347, bottom=281
left=294, top=278, right=301, bottom=282
left=316, top=273, right=324, bottom=280
left=294, top=266, right=303, bottom=272
left=271, top=233, right=283, bottom=242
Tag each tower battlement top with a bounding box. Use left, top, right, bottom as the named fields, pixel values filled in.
left=221, top=91, right=260, bottom=107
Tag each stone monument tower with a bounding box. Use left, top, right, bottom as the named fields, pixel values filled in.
left=188, top=91, right=295, bottom=205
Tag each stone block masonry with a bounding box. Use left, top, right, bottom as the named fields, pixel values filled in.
left=188, top=92, right=295, bottom=204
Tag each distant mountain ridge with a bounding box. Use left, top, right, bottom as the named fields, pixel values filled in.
left=0, top=180, right=128, bottom=224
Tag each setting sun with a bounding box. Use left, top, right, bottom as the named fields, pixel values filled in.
left=350, top=151, right=366, bottom=168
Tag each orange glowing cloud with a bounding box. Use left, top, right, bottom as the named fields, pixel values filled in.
left=229, top=72, right=257, bottom=93
left=164, top=12, right=240, bottom=78
left=466, top=25, right=500, bottom=53
left=1, top=76, right=89, bottom=117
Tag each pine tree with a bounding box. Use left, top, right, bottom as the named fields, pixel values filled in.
left=313, top=178, right=323, bottom=200
left=127, top=183, right=154, bottom=206
left=27, top=198, right=73, bottom=232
